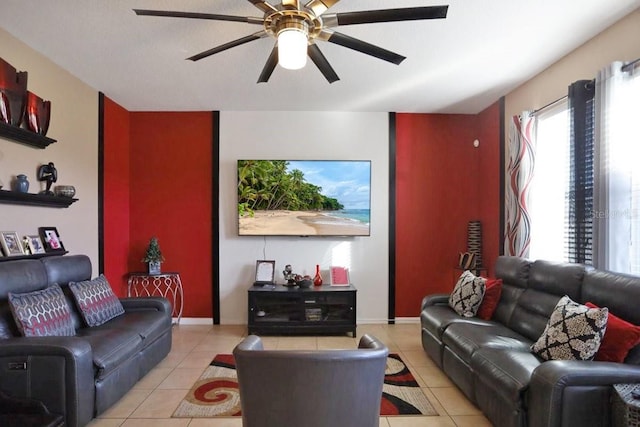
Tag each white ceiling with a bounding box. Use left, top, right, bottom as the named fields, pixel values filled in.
left=1, top=0, right=639, bottom=113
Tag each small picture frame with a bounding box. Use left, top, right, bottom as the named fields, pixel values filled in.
left=38, top=227, right=65, bottom=252
left=255, top=260, right=276, bottom=285
left=0, top=231, right=25, bottom=256
left=26, top=235, right=46, bottom=254
left=330, top=266, right=350, bottom=286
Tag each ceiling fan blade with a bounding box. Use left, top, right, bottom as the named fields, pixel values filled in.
left=305, top=0, right=340, bottom=16
left=308, top=44, right=339, bottom=83
left=324, top=5, right=448, bottom=27
left=133, top=9, right=262, bottom=25
left=187, top=31, right=267, bottom=62
left=247, top=0, right=278, bottom=13
left=257, top=45, right=279, bottom=83
left=321, top=30, right=405, bottom=65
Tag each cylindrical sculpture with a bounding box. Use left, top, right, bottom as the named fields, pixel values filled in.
left=467, top=220, right=483, bottom=269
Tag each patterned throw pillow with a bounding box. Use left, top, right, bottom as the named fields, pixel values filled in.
left=449, top=270, right=486, bottom=317
left=8, top=284, right=76, bottom=337
left=531, top=296, right=608, bottom=361
left=69, top=275, right=125, bottom=327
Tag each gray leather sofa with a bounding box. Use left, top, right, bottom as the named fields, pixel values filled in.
left=421, top=256, right=640, bottom=427
left=0, top=255, right=172, bottom=427
left=233, top=334, right=388, bottom=427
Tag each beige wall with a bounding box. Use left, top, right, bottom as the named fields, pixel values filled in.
left=506, top=8, right=640, bottom=118
left=0, top=29, right=99, bottom=272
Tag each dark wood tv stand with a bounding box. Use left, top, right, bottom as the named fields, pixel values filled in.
left=247, top=284, right=357, bottom=337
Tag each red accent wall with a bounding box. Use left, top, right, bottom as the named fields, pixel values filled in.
left=129, top=112, right=213, bottom=317
left=102, top=97, right=131, bottom=296
left=395, top=106, right=500, bottom=317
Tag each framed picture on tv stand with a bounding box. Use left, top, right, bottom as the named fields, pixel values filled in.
left=330, top=266, right=350, bottom=286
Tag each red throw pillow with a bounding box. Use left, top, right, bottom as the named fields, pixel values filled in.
left=477, top=278, right=503, bottom=320
left=586, top=302, right=640, bottom=362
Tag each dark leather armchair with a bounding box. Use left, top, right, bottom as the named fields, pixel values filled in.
left=0, top=390, right=64, bottom=427
left=233, top=334, right=388, bottom=427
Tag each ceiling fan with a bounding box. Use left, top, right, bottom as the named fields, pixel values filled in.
left=134, top=0, right=448, bottom=83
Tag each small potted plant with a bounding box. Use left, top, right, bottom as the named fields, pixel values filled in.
left=142, top=236, right=164, bottom=275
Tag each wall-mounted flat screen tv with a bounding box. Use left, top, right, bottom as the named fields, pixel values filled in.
left=238, top=160, right=371, bottom=236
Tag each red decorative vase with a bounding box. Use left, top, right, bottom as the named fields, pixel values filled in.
left=313, top=264, right=323, bottom=286
left=26, top=91, right=51, bottom=136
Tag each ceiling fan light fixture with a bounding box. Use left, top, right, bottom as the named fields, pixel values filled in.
left=277, top=20, right=309, bottom=70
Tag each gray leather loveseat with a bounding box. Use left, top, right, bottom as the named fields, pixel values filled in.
left=421, top=256, right=640, bottom=427
left=0, top=255, right=172, bottom=426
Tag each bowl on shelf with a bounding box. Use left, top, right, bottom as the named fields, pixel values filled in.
left=296, top=278, right=313, bottom=289
left=54, top=185, right=76, bottom=198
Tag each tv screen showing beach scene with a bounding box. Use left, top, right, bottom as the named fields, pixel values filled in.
left=238, top=160, right=371, bottom=236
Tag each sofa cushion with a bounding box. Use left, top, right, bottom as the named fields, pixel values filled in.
left=493, top=257, right=531, bottom=326
left=586, top=302, right=640, bottom=363
left=531, top=296, right=608, bottom=361
left=100, top=309, right=171, bottom=344
left=75, top=327, right=143, bottom=378
left=472, top=347, right=541, bottom=404
left=69, top=275, right=124, bottom=327
left=581, top=269, right=640, bottom=326
left=442, top=321, right=532, bottom=364
left=8, top=284, right=76, bottom=337
left=449, top=271, right=485, bottom=317
left=477, top=279, right=503, bottom=320
left=421, top=305, right=493, bottom=340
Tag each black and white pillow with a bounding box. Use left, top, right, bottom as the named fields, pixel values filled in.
left=531, top=295, right=608, bottom=361
left=448, top=270, right=486, bottom=317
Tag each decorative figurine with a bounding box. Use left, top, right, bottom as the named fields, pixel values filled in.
left=37, top=162, right=57, bottom=195
left=283, top=264, right=295, bottom=283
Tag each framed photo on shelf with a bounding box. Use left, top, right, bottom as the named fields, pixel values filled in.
left=254, top=260, right=276, bottom=285
left=38, top=227, right=65, bottom=252
left=0, top=231, right=25, bottom=257
left=26, top=235, right=46, bottom=254
left=330, top=266, right=350, bottom=286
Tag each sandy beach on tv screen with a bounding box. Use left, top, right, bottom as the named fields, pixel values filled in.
left=239, top=210, right=369, bottom=236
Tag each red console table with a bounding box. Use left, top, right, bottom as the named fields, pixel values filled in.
left=127, top=272, right=184, bottom=324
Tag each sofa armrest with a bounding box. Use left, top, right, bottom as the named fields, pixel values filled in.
left=421, top=293, right=450, bottom=311
left=528, top=360, right=640, bottom=427
left=120, top=296, right=171, bottom=314
left=0, top=337, right=95, bottom=427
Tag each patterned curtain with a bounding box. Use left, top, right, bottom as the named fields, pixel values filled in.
left=504, top=112, right=537, bottom=257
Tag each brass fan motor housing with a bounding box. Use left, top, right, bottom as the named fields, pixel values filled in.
left=264, top=9, right=323, bottom=40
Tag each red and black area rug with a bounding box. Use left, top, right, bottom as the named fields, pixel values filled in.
left=172, top=353, right=438, bottom=418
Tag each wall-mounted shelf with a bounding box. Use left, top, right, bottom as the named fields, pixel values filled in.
left=0, top=121, right=56, bottom=149
left=0, top=251, right=68, bottom=263
left=0, top=189, right=77, bottom=208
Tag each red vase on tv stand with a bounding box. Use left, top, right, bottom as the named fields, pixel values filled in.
left=313, top=265, right=323, bottom=286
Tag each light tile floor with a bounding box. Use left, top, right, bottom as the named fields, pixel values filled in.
left=88, top=323, right=492, bottom=427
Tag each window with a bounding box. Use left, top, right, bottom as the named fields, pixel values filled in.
left=528, top=102, right=569, bottom=262
left=594, top=67, right=640, bottom=274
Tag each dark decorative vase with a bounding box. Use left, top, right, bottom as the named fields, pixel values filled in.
left=467, top=220, right=483, bottom=271
left=26, top=91, right=51, bottom=136
left=0, top=57, right=28, bottom=126
left=313, top=264, right=323, bottom=286
left=13, top=174, right=29, bottom=193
